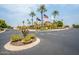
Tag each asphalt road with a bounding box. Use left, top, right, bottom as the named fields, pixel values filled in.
left=0, top=29, right=79, bottom=55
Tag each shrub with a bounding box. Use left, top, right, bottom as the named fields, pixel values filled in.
left=27, top=34, right=35, bottom=39
left=10, top=35, right=21, bottom=42
left=21, top=30, right=29, bottom=37
left=21, top=34, right=35, bottom=44
left=0, top=19, right=8, bottom=28
left=20, top=26, right=29, bottom=37
left=72, top=24, right=79, bottom=28
left=57, top=21, right=63, bottom=27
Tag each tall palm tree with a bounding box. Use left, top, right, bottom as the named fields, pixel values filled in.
left=37, top=5, right=47, bottom=27
left=22, top=20, right=25, bottom=26
left=52, top=10, right=59, bottom=20
left=29, top=11, right=36, bottom=25
left=52, top=10, right=59, bottom=29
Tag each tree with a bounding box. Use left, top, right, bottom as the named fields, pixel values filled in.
left=7, top=25, right=13, bottom=29
left=0, top=19, right=8, bottom=28
left=72, top=24, right=79, bottom=28
left=21, top=20, right=29, bottom=37
left=22, top=20, right=25, bottom=26
left=44, top=21, right=52, bottom=29
left=34, top=22, right=38, bottom=30
left=29, top=11, right=36, bottom=25
left=52, top=20, right=58, bottom=29
left=57, top=20, right=63, bottom=28
left=37, top=5, right=47, bottom=27
left=52, top=10, right=59, bottom=20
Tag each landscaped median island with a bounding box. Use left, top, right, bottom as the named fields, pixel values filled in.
left=0, top=28, right=6, bottom=33
left=4, top=34, right=40, bottom=51
left=4, top=26, right=40, bottom=51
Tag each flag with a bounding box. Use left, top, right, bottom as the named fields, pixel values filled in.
left=44, top=14, right=49, bottom=21
left=44, top=14, right=48, bottom=18
left=36, top=17, right=41, bottom=21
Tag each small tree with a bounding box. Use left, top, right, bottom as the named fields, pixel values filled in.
left=0, top=19, right=8, bottom=28
left=52, top=20, right=58, bottom=29
left=20, top=21, right=29, bottom=37
left=57, top=20, right=63, bottom=28
left=22, top=20, right=25, bottom=26
left=72, top=24, right=79, bottom=28
left=21, top=26, right=29, bottom=37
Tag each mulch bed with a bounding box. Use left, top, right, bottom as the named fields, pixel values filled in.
left=11, top=38, right=36, bottom=46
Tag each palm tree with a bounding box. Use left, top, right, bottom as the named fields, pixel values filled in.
left=37, top=5, right=47, bottom=27
left=22, top=20, right=25, bottom=26
left=52, top=10, right=59, bottom=29
left=52, top=10, right=59, bottom=20
left=29, top=11, right=36, bottom=25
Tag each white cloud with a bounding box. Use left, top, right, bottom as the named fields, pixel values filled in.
left=2, top=4, right=38, bottom=14
left=0, top=4, right=39, bottom=27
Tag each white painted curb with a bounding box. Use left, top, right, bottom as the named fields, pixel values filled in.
left=4, top=37, right=40, bottom=51
left=29, top=28, right=69, bottom=32
left=0, top=29, right=6, bottom=33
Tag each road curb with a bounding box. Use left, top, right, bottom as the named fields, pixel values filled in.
left=0, top=29, right=6, bottom=33
left=29, top=28, right=69, bottom=32
left=4, top=37, right=40, bottom=51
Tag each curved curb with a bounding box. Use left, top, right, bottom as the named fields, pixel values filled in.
left=4, top=37, right=40, bottom=51
left=0, top=29, right=6, bottom=33
left=29, top=28, right=69, bottom=32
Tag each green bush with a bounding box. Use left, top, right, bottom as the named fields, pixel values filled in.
left=21, top=34, right=35, bottom=44
left=10, top=35, right=21, bottom=42
left=57, top=21, right=63, bottom=27
left=0, top=19, right=8, bottom=28
left=72, top=24, right=79, bottom=28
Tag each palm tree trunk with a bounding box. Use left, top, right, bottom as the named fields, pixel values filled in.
left=32, top=16, right=33, bottom=25
left=41, top=12, right=43, bottom=27
left=54, top=15, right=56, bottom=20
left=22, top=21, right=24, bottom=26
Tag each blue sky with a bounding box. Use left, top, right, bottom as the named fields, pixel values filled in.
left=0, top=4, right=79, bottom=27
